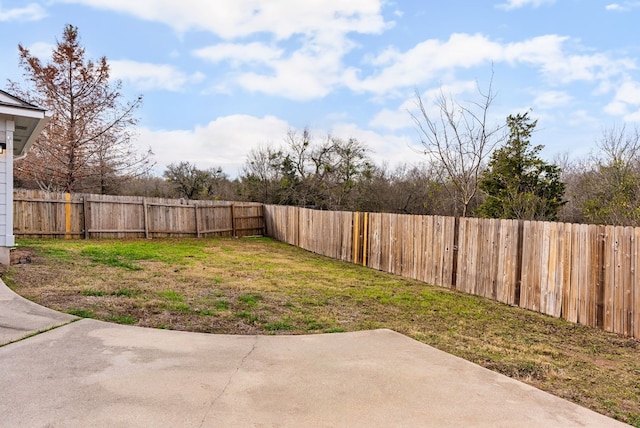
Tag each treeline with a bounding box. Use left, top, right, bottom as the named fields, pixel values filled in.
left=34, top=121, right=637, bottom=228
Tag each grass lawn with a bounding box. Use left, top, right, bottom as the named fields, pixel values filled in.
left=2, top=237, right=639, bottom=426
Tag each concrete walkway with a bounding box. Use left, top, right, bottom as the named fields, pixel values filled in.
left=0, top=281, right=629, bottom=427
left=0, top=279, right=76, bottom=346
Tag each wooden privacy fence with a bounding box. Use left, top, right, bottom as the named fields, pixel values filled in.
left=13, top=190, right=265, bottom=239
left=263, top=205, right=640, bottom=339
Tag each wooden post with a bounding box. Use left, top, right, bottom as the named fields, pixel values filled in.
left=142, top=198, right=149, bottom=239
left=194, top=203, right=201, bottom=238
left=514, top=220, right=525, bottom=307
left=352, top=212, right=360, bottom=264
left=297, top=207, right=301, bottom=247
left=82, top=197, right=89, bottom=239
left=65, top=192, right=72, bottom=239
left=451, top=216, right=460, bottom=290
left=231, top=204, right=236, bottom=237
left=362, top=212, right=368, bottom=267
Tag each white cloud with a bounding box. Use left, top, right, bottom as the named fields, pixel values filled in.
left=23, top=42, right=55, bottom=59
left=369, top=107, right=414, bottom=131
left=625, top=111, right=640, bottom=122
left=349, top=33, right=636, bottom=97
left=54, top=0, right=392, bottom=100
left=233, top=46, right=349, bottom=100
left=567, top=110, right=599, bottom=127
left=54, top=0, right=390, bottom=39
left=198, top=37, right=357, bottom=100
left=135, top=115, right=292, bottom=176
left=532, top=91, right=572, bottom=109
left=605, top=2, right=640, bottom=11
left=328, top=122, right=418, bottom=167
left=348, top=33, right=501, bottom=94
left=495, top=0, right=556, bottom=10
left=0, top=3, right=46, bottom=21
left=605, top=80, right=640, bottom=121
left=605, top=3, right=625, bottom=11
left=193, top=42, right=283, bottom=66
left=109, top=60, right=205, bottom=91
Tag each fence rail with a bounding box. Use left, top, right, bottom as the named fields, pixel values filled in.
left=264, top=205, right=640, bottom=340
left=13, top=190, right=264, bottom=239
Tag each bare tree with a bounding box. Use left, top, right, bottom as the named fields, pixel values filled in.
left=238, top=130, right=374, bottom=210
left=582, top=125, right=640, bottom=226
left=239, top=145, right=285, bottom=203
left=8, top=24, right=153, bottom=193
left=164, top=161, right=230, bottom=200
left=411, top=78, right=504, bottom=217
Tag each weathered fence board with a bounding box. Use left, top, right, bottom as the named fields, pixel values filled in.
left=13, top=189, right=263, bottom=239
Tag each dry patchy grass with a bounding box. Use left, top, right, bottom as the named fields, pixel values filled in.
left=2, top=237, right=639, bottom=426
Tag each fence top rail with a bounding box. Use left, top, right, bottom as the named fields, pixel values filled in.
left=13, top=190, right=262, bottom=208
left=13, top=198, right=84, bottom=204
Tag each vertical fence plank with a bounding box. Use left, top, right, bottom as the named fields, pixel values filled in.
left=634, top=227, right=640, bottom=339
left=622, top=227, right=633, bottom=337
left=142, top=198, right=149, bottom=239
left=82, top=197, right=89, bottom=240
left=587, top=225, right=600, bottom=327
left=368, top=213, right=380, bottom=270
left=442, top=217, right=455, bottom=289
left=194, top=204, right=201, bottom=238
left=614, top=226, right=625, bottom=335
left=455, top=217, right=467, bottom=292
left=576, top=224, right=588, bottom=325
left=402, top=215, right=413, bottom=279
left=520, top=221, right=532, bottom=311
left=467, top=217, right=478, bottom=294
left=540, top=222, right=558, bottom=315
left=604, top=225, right=615, bottom=332
left=423, top=215, right=434, bottom=285
left=411, top=215, right=422, bottom=280
left=496, top=220, right=510, bottom=304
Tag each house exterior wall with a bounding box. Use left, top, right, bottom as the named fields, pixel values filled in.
left=0, top=119, right=15, bottom=255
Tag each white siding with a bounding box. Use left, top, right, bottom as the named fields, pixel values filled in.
left=0, top=119, right=14, bottom=247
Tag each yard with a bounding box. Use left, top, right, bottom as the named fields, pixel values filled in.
left=2, top=237, right=639, bottom=426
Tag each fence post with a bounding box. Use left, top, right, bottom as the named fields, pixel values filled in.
left=142, top=198, right=149, bottom=239
left=514, top=220, right=525, bottom=306
left=297, top=207, right=301, bottom=247
left=82, top=197, right=90, bottom=239
left=194, top=203, right=201, bottom=238
left=596, top=225, right=606, bottom=329
left=231, top=204, right=236, bottom=237
left=352, top=212, right=360, bottom=264
left=65, top=192, right=72, bottom=239
left=362, top=212, right=369, bottom=267
left=451, top=216, right=460, bottom=290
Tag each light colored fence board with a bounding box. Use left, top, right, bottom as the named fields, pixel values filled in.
left=263, top=204, right=640, bottom=339
left=634, top=228, right=640, bottom=339
left=457, top=218, right=518, bottom=302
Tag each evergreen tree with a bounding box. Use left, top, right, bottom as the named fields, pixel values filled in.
left=477, top=112, right=565, bottom=220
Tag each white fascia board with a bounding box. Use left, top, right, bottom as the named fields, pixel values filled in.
left=0, top=105, right=47, bottom=120
left=19, top=112, right=51, bottom=156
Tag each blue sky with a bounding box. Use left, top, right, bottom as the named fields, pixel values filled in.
left=1, top=0, right=639, bottom=177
